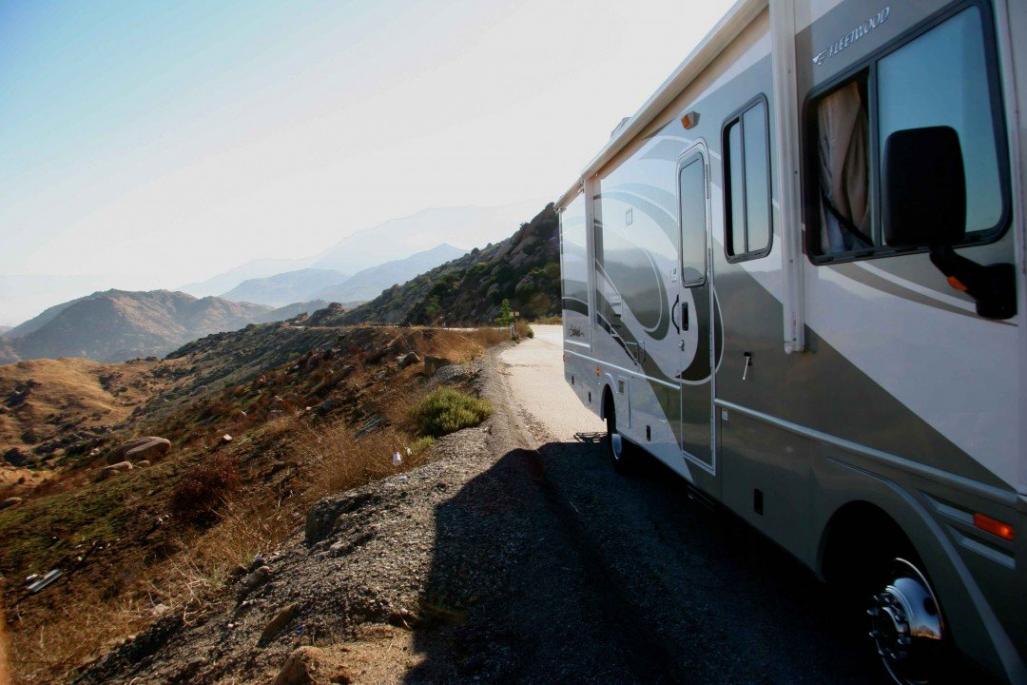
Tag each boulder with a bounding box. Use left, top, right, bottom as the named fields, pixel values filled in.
left=120, top=437, right=171, bottom=463
left=273, top=646, right=351, bottom=685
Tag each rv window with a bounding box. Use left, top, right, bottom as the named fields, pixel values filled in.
left=723, top=99, right=772, bottom=261
left=809, top=4, right=1008, bottom=261
left=678, top=155, right=706, bottom=285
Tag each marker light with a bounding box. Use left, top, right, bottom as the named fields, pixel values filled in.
left=595, top=366, right=601, bottom=377
left=973, top=513, right=1014, bottom=541
left=681, top=111, right=700, bottom=129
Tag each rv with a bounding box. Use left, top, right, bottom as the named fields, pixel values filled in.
left=555, top=0, right=1026, bottom=682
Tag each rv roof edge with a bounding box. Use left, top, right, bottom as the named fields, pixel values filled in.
left=555, top=0, right=768, bottom=211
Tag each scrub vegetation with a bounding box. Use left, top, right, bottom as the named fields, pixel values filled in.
left=0, top=319, right=503, bottom=685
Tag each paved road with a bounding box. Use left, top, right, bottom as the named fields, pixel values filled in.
left=476, top=325, right=884, bottom=684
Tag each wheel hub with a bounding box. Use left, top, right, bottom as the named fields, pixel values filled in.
left=867, top=558, right=944, bottom=685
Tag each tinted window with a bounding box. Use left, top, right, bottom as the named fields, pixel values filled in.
left=678, top=156, right=707, bottom=285
left=724, top=99, right=772, bottom=259
left=809, top=5, right=1007, bottom=260
left=877, top=7, right=1002, bottom=237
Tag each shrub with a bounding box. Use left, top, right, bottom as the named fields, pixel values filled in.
left=169, top=454, right=240, bottom=527
left=410, top=388, right=492, bottom=438
left=409, top=435, right=434, bottom=455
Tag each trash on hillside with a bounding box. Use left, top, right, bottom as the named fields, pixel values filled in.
left=27, top=568, right=62, bottom=593
left=392, top=451, right=402, bottom=467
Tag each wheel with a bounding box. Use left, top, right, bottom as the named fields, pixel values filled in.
left=867, top=557, right=947, bottom=685
left=604, top=392, right=633, bottom=474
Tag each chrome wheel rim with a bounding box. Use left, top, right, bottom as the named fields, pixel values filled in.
left=868, top=558, right=944, bottom=685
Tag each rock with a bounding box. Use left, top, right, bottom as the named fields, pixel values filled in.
left=258, top=603, right=301, bottom=646
left=94, top=461, right=134, bottom=482
left=0, top=497, right=22, bottom=510
left=397, top=351, right=420, bottom=369
left=3, top=448, right=29, bottom=467
left=273, top=646, right=351, bottom=685
left=117, top=437, right=170, bottom=463
left=237, top=566, right=272, bottom=599
left=221, top=434, right=233, bottom=444
left=136, top=459, right=151, bottom=467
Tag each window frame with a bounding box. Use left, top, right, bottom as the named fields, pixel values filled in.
left=677, top=148, right=709, bottom=288
left=802, top=0, right=1012, bottom=266
left=721, top=93, right=774, bottom=264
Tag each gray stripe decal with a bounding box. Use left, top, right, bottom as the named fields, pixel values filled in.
left=716, top=398, right=1017, bottom=507
left=832, top=262, right=1015, bottom=326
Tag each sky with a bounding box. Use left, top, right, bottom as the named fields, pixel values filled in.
left=0, top=0, right=734, bottom=324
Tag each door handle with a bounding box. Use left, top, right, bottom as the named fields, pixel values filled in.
left=671, top=294, right=680, bottom=334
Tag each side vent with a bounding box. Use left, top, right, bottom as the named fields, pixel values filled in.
left=588, top=391, right=592, bottom=404
left=753, top=489, right=764, bottom=516
left=646, top=425, right=652, bottom=441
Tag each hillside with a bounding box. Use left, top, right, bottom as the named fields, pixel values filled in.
left=221, top=269, right=348, bottom=307
left=0, top=290, right=273, bottom=364
left=0, top=314, right=506, bottom=684
left=314, top=243, right=465, bottom=304
left=339, top=204, right=560, bottom=325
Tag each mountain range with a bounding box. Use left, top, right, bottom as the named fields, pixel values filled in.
left=220, top=269, right=348, bottom=308
left=339, top=204, right=559, bottom=325
left=0, top=290, right=275, bottom=364
left=179, top=202, right=537, bottom=299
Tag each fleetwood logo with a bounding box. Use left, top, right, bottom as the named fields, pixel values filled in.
left=812, top=6, right=890, bottom=66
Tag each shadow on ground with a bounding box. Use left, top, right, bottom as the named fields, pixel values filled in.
left=404, top=438, right=883, bottom=684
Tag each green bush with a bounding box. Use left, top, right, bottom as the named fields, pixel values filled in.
left=411, top=388, right=493, bottom=437
left=409, top=435, right=435, bottom=455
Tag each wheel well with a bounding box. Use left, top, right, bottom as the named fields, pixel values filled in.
left=819, top=501, right=917, bottom=588
left=600, top=386, right=614, bottom=421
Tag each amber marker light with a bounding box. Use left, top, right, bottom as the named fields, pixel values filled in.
left=973, top=513, right=1014, bottom=541
left=595, top=366, right=601, bottom=377
left=681, top=111, right=700, bottom=129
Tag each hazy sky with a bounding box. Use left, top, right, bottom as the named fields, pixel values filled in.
left=1, top=0, right=733, bottom=309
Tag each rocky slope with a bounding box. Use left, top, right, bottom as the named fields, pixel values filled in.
left=0, top=314, right=505, bottom=685
left=0, top=290, right=275, bottom=363
left=338, top=204, right=560, bottom=326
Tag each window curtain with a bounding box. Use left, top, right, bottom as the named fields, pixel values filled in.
left=817, top=81, right=871, bottom=252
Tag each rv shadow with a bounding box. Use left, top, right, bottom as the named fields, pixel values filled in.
left=404, top=438, right=881, bottom=684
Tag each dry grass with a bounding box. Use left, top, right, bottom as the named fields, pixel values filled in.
left=2, top=324, right=506, bottom=684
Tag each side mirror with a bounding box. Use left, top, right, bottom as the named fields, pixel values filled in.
left=883, top=126, right=966, bottom=248
left=883, top=126, right=1015, bottom=320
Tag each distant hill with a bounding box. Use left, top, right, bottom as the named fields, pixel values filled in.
left=314, top=243, right=465, bottom=304
left=0, top=326, right=10, bottom=335
left=254, top=300, right=332, bottom=323
left=179, top=257, right=311, bottom=298
left=221, top=269, right=348, bottom=307
left=0, top=290, right=273, bottom=364
left=337, top=204, right=559, bottom=325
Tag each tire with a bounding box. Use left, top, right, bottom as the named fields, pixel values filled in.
left=604, top=392, right=633, bottom=474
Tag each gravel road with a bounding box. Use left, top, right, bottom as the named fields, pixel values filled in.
left=407, top=324, right=884, bottom=684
